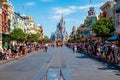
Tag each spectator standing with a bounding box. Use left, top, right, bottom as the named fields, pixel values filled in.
left=45, top=43, right=48, bottom=52
left=73, top=45, right=77, bottom=53
left=3, top=42, right=8, bottom=51
left=117, top=50, right=120, bottom=66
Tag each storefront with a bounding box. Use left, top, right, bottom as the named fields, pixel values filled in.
left=1, top=0, right=9, bottom=48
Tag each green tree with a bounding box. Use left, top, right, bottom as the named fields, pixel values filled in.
left=92, top=18, right=114, bottom=41
left=40, top=36, right=51, bottom=43
left=27, top=34, right=40, bottom=42
left=9, top=28, right=27, bottom=42
left=68, top=36, right=74, bottom=42
left=76, top=34, right=85, bottom=40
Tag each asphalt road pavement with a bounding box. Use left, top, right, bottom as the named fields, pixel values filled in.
left=0, top=46, right=120, bottom=80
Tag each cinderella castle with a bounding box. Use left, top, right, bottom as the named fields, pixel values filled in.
left=51, top=15, right=68, bottom=43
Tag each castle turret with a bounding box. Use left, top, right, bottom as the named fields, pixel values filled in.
left=51, top=14, right=68, bottom=43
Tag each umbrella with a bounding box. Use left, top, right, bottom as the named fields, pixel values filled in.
left=107, top=33, right=119, bottom=41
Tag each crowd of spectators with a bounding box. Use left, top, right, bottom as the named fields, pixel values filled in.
left=0, top=42, right=48, bottom=63
left=66, top=40, right=120, bottom=68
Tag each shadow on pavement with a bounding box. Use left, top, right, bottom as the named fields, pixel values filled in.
left=113, top=70, right=120, bottom=76
left=75, top=53, right=90, bottom=58
left=98, top=66, right=115, bottom=70
left=98, top=65, right=120, bottom=77
left=115, top=73, right=120, bottom=76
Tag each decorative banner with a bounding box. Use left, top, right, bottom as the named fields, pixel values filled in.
left=2, top=10, right=5, bottom=14
left=2, top=22, right=5, bottom=27
left=5, top=23, right=8, bottom=28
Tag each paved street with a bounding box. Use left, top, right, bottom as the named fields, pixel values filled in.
left=0, top=46, right=120, bottom=80
left=0, top=48, right=54, bottom=80
left=63, top=47, right=120, bottom=80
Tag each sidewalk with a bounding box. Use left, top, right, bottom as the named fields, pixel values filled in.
left=91, top=55, right=120, bottom=70
left=0, top=49, right=43, bottom=65
left=78, top=51, right=120, bottom=70
left=0, top=57, right=17, bottom=65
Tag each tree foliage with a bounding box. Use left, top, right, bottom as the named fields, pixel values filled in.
left=9, top=28, right=27, bottom=42
left=68, top=36, right=74, bottom=43
left=92, top=18, right=115, bottom=37
left=40, top=36, right=51, bottom=43
left=27, top=34, right=40, bottom=42
left=68, top=36, right=74, bottom=42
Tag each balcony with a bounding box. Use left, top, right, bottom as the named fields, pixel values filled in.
left=116, top=6, right=120, bottom=13
left=2, top=2, right=9, bottom=7
left=115, top=3, right=120, bottom=13
left=2, top=0, right=7, bottom=2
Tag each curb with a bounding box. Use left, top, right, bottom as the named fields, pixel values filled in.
left=0, top=58, right=16, bottom=65
left=0, top=50, right=43, bottom=65
left=80, top=52, right=120, bottom=70
left=0, top=55, right=26, bottom=65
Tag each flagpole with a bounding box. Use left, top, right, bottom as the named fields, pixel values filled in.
left=22, top=5, right=24, bottom=15
left=90, top=0, right=92, bottom=7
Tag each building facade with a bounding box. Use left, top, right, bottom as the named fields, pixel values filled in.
left=115, top=0, right=120, bottom=32
left=77, top=24, right=88, bottom=36
left=36, top=24, right=44, bottom=39
left=2, top=0, right=9, bottom=33
left=83, top=7, right=97, bottom=37
left=99, top=0, right=114, bottom=19
left=2, top=0, right=9, bottom=47
left=84, top=7, right=97, bottom=28
left=8, top=1, right=14, bottom=32
left=14, top=12, right=25, bottom=31
left=22, top=15, right=29, bottom=33
left=0, top=0, right=40, bottom=48
left=22, top=15, right=36, bottom=34
left=70, top=25, right=76, bottom=38
left=99, top=0, right=120, bottom=33
left=71, top=26, right=76, bottom=36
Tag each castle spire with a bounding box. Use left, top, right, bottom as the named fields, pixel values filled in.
left=61, top=9, right=64, bottom=21
left=90, top=0, right=92, bottom=4
left=90, top=0, right=92, bottom=7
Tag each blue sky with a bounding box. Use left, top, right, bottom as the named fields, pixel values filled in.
left=10, top=0, right=106, bottom=37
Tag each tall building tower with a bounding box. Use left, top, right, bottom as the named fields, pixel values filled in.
left=88, top=7, right=96, bottom=17
left=82, top=1, right=97, bottom=37
left=84, top=7, right=97, bottom=28
left=51, top=15, right=68, bottom=43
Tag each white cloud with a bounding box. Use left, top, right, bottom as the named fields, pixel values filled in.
left=26, top=2, right=36, bottom=6
left=52, top=3, right=104, bottom=20
left=53, top=7, right=76, bottom=15
left=40, top=0, right=53, bottom=2
left=65, top=18, right=82, bottom=24
left=69, top=6, right=77, bottom=9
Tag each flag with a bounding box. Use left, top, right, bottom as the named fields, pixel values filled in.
left=22, top=5, right=25, bottom=15
left=90, top=0, right=92, bottom=4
